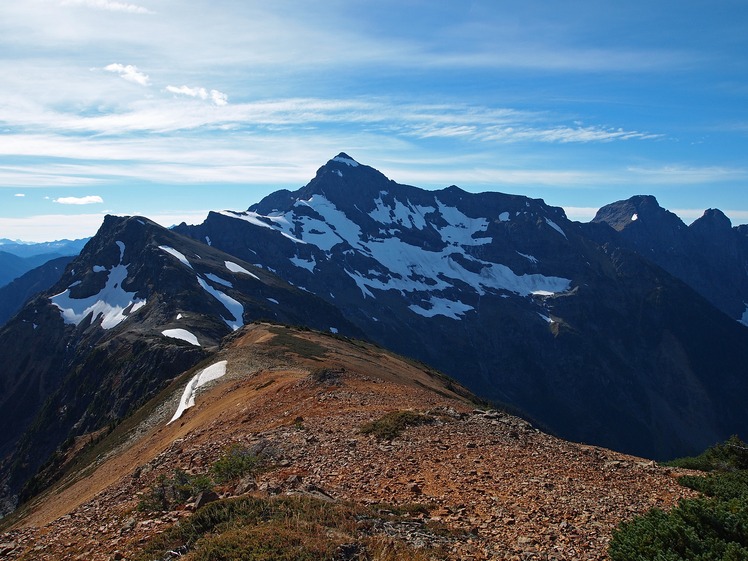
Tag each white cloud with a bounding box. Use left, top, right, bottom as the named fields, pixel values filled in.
left=0, top=213, right=105, bottom=242
left=626, top=165, right=748, bottom=184
left=211, top=90, right=228, bottom=106
left=166, top=85, right=229, bottom=106
left=54, top=195, right=104, bottom=205
left=14, top=193, right=25, bottom=197
left=104, top=63, right=150, bottom=86
left=60, top=0, right=152, bottom=14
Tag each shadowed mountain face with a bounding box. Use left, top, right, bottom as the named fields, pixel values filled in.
left=175, top=154, right=748, bottom=462
left=589, top=195, right=748, bottom=323
left=0, top=215, right=360, bottom=514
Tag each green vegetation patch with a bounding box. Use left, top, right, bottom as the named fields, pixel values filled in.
left=138, top=468, right=213, bottom=512
left=267, top=327, right=327, bottom=360
left=211, top=444, right=265, bottom=484
left=138, top=444, right=266, bottom=512
left=134, top=495, right=444, bottom=561
left=667, top=435, right=748, bottom=472
left=609, top=436, right=748, bottom=561
left=609, top=497, right=748, bottom=561
left=360, top=410, right=435, bottom=441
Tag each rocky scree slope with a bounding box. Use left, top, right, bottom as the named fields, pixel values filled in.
left=176, top=153, right=748, bottom=460
left=0, top=215, right=360, bottom=516
left=0, top=323, right=696, bottom=561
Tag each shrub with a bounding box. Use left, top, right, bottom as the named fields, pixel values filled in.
left=138, top=469, right=214, bottom=512
left=609, top=497, right=748, bottom=561
left=360, top=410, right=434, bottom=441
left=134, top=495, right=441, bottom=561
left=610, top=436, right=748, bottom=560
left=211, top=444, right=264, bottom=484
left=667, top=435, right=748, bottom=472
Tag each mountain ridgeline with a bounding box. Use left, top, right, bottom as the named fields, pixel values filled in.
left=0, top=215, right=360, bottom=515
left=175, top=154, right=748, bottom=460
left=0, top=153, right=747, bottom=516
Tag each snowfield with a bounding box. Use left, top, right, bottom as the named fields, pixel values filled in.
left=51, top=241, right=146, bottom=329
left=223, top=194, right=572, bottom=319
left=162, top=328, right=200, bottom=346
left=169, top=360, right=228, bottom=423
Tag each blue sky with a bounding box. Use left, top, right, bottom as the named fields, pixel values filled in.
left=1, top=0, right=747, bottom=241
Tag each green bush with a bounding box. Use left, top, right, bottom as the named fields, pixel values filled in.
left=138, top=468, right=214, bottom=512
left=610, top=436, right=748, bottom=560
left=667, top=435, right=748, bottom=472
left=360, top=410, right=434, bottom=441
left=211, top=444, right=264, bottom=484
left=679, top=471, right=748, bottom=501
left=609, top=497, right=748, bottom=561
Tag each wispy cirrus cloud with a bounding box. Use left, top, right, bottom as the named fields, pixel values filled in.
left=166, top=85, right=228, bottom=106
left=104, top=63, right=150, bottom=86
left=54, top=195, right=104, bottom=205
left=60, top=0, right=152, bottom=15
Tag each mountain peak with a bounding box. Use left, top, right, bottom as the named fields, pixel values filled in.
left=592, top=195, right=680, bottom=232
left=328, top=152, right=360, bottom=167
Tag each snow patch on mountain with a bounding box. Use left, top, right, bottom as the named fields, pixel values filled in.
left=409, top=296, right=473, bottom=319
left=197, top=277, right=244, bottom=330
left=544, top=218, right=567, bottom=239
left=740, top=304, right=748, bottom=327
left=517, top=252, right=538, bottom=263
left=332, top=155, right=359, bottom=167
left=220, top=211, right=307, bottom=244
left=169, top=360, right=228, bottom=423
left=296, top=195, right=364, bottom=249
left=290, top=255, right=316, bottom=271
left=225, top=261, right=260, bottom=280
left=159, top=245, right=192, bottom=269
left=205, top=273, right=232, bottom=287
left=162, top=328, right=200, bottom=346
left=369, top=194, right=433, bottom=230
left=51, top=241, right=145, bottom=329
left=223, top=192, right=571, bottom=312
left=538, top=313, right=553, bottom=323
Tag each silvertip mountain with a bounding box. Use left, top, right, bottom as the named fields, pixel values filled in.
left=0, top=152, right=746, bottom=519
left=175, top=153, right=748, bottom=460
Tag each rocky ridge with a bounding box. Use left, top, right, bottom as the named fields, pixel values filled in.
left=0, top=323, right=695, bottom=560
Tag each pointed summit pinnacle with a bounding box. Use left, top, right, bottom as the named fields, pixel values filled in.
left=329, top=152, right=360, bottom=167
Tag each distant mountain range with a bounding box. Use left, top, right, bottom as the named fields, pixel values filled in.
left=0, top=238, right=87, bottom=289
left=0, top=153, right=746, bottom=515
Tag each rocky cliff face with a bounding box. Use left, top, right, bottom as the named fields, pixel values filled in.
left=175, top=154, right=748, bottom=460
